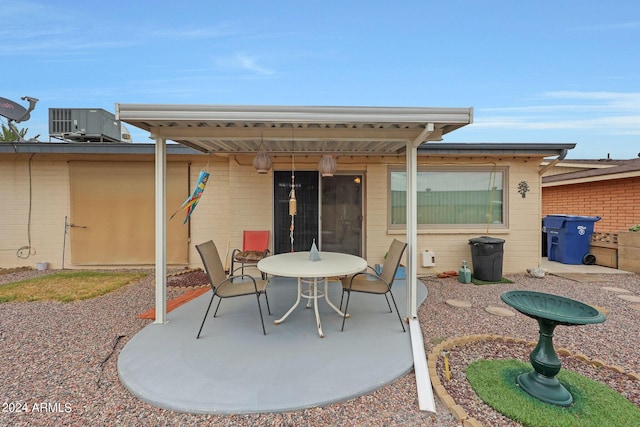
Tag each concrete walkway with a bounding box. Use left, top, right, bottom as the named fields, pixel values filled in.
left=540, top=258, right=633, bottom=274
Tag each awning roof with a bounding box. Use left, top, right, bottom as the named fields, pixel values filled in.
left=115, top=104, right=474, bottom=154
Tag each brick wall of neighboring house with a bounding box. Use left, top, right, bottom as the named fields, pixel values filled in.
left=542, top=176, right=640, bottom=233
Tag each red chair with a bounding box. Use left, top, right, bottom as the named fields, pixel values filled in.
left=231, top=231, right=270, bottom=279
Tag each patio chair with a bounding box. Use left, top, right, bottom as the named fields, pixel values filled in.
left=339, top=239, right=407, bottom=332
left=196, top=240, right=271, bottom=337
left=230, top=230, right=270, bottom=279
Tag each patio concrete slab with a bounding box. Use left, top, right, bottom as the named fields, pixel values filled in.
left=118, top=277, right=426, bottom=414
left=550, top=272, right=612, bottom=282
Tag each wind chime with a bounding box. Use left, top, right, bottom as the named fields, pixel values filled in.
left=289, top=152, right=297, bottom=252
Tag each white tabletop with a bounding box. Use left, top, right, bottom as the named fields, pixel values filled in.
left=258, top=251, right=367, bottom=278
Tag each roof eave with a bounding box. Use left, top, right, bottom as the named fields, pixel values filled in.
left=115, top=104, right=474, bottom=127
left=417, top=142, right=575, bottom=156
left=0, top=142, right=200, bottom=155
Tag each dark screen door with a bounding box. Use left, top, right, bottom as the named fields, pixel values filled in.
left=320, top=174, right=363, bottom=256
left=273, top=171, right=319, bottom=254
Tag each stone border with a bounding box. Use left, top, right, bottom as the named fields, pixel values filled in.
left=0, top=266, right=34, bottom=275
left=167, top=267, right=203, bottom=277
left=427, top=334, right=640, bottom=427
left=166, top=268, right=209, bottom=290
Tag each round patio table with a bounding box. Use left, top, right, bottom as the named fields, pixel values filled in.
left=258, top=251, right=367, bottom=338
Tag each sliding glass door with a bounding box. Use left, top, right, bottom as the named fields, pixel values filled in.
left=273, top=171, right=363, bottom=256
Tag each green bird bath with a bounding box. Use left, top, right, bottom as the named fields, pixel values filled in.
left=500, top=290, right=606, bottom=406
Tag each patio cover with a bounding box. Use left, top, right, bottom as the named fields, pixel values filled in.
left=116, top=103, right=474, bottom=411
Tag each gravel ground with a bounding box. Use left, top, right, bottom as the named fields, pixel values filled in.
left=1, top=268, right=638, bottom=426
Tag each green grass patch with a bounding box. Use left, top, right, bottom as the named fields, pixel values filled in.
left=467, top=359, right=640, bottom=427
left=0, top=271, right=147, bottom=303
left=471, top=276, right=514, bottom=285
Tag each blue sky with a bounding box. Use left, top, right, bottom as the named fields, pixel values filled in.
left=2, top=0, right=639, bottom=159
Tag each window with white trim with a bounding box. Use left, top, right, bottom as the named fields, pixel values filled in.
left=388, top=166, right=507, bottom=229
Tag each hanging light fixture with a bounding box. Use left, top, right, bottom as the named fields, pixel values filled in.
left=252, top=135, right=272, bottom=174
left=318, top=154, right=337, bottom=177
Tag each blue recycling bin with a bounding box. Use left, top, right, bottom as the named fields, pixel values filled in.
left=543, top=215, right=601, bottom=265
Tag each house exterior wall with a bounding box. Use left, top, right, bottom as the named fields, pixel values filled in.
left=179, top=157, right=230, bottom=270
left=228, top=160, right=274, bottom=250
left=363, top=162, right=392, bottom=268
left=407, top=157, right=541, bottom=276
left=1, top=153, right=545, bottom=275
left=542, top=177, right=640, bottom=233
left=1, top=159, right=70, bottom=270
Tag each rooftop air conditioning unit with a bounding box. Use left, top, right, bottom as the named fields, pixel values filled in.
left=49, top=108, right=122, bottom=142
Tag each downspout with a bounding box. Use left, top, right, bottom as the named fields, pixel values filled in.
left=537, top=148, right=567, bottom=269
left=407, top=124, right=436, bottom=413
left=538, top=149, right=568, bottom=176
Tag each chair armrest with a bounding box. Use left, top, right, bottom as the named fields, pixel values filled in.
left=219, top=274, right=262, bottom=293
left=346, top=270, right=392, bottom=292
left=365, top=265, right=378, bottom=274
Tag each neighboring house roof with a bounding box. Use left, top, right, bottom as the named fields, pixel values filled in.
left=418, top=142, right=574, bottom=157
left=543, top=157, right=640, bottom=186
left=0, top=142, right=200, bottom=155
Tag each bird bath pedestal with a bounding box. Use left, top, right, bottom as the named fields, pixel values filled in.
left=500, top=290, right=606, bottom=406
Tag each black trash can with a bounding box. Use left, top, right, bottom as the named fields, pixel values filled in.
left=468, top=236, right=505, bottom=282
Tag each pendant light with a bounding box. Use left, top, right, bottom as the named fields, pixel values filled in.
left=252, top=135, right=272, bottom=174
left=318, top=154, right=337, bottom=177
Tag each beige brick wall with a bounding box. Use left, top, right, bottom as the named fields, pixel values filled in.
left=228, top=160, right=273, bottom=248
left=365, top=158, right=542, bottom=275
left=1, top=154, right=546, bottom=275
left=186, top=158, right=231, bottom=269
left=364, top=163, right=395, bottom=266
left=503, top=160, right=543, bottom=273
left=187, top=156, right=544, bottom=275
left=192, top=159, right=274, bottom=270
left=1, top=159, right=70, bottom=269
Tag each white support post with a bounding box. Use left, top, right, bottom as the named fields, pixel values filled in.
left=406, top=123, right=434, bottom=318
left=406, top=124, right=436, bottom=412
left=406, top=143, right=418, bottom=318
left=154, top=137, right=167, bottom=324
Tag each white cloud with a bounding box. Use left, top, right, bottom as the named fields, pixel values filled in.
left=215, top=53, right=275, bottom=76
left=569, top=21, right=640, bottom=31
left=473, top=91, right=640, bottom=136
left=540, top=91, right=640, bottom=109
left=235, top=54, right=274, bottom=75
left=152, top=24, right=238, bottom=40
